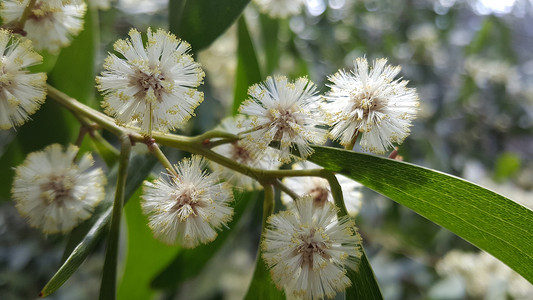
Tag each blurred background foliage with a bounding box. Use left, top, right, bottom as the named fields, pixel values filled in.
left=1, top=0, right=532, bottom=299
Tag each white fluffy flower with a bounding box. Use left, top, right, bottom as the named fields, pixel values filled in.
left=97, top=28, right=205, bottom=135
left=324, top=58, right=419, bottom=154
left=253, top=0, right=305, bottom=18
left=141, top=155, right=233, bottom=248
left=11, top=144, right=106, bottom=234
left=0, top=0, right=86, bottom=53
left=0, top=29, right=47, bottom=130
left=281, top=161, right=362, bottom=216
left=238, top=76, right=328, bottom=163
left=262, top=196, right=362, bottom=300
left=209, top=116, right=281, bottom=190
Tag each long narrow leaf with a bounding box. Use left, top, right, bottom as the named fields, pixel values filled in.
left=308, top=145, right=533, bottom=283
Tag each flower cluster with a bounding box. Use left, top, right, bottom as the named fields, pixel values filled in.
left=262, top=196, right=362, bottom=299
left=11, top=144, right=106, bottom=234
left=2, top=22, right=420, bottom=300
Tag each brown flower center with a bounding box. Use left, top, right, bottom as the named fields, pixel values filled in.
left=40, top=175, right=73, bottom=205
left=297, top=228, right=331, bottom=268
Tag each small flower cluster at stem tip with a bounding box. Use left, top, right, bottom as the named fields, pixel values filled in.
left=2, top=24, right=420, bottom=299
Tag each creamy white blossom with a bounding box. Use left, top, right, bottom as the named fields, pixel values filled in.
left=141, top=155, right=233, bottom=248
left=0, top=0, right=86, bottom=53
left=324, top=58, right=419, bottom=154
left=238, top=76, right=328, bottom=163
left=97, top=28, right=205, bottom=135
left=0, top=29, right=47, bottom=130
left=253, top=0, right=305, bottom=18
left=281, top=161, right=362, bottom=216
left=11, top=144, right=106, bottom=234
left=262, top=196, right=362, bottom=300
left=209, top=116, right=281, bottom=190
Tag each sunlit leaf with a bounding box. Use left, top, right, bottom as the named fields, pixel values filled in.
left=308, top=145, right=533, bottom=284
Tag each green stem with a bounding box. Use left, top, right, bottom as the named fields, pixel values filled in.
left=323, top=171, right=349, bottom=217
left=99, top=135, right=131, bottom=300
left=47, top=85, right=125, bottom=137
left=272, top=179, right=300, bottom=200
left=144, top=138, right=177, bottom=177
left=47, top=84, right=324, bottom=183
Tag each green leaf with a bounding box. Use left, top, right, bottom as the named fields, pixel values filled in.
left=99, top=137, right=131, bottom=300
left=244, top=253, right=285, bottom=300
left=151, top=190, right=260, bottom=289
left=0, top=138, right=24, bottom=200
left=48, top=7, right=97, bottom=107
left=40, top=207, right=112, bottom=298
left=169, top=0, right=251, bottom=51
left=117, top=188, right=179, bottom=300
left=40, top=154, right=157, bottom=297
left=244, top=187, right=284, bottom=300
left=346, top=251, right=383, bottom=300
left=232, top=16, right=262, bottom=115
left=308, top=145, right=533, bottom=284
left=259, top=14, right=279, bottom=75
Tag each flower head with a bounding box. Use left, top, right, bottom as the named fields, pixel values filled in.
left=262, top=197, right=362, bottom=300
left=209, top=116, right=281, bottom=190
left=11, top=144, right=106, bottom=234
left=0, top=29, right=47, bottom=130
left=282, top=161, right=362, bottom=216
left=0, top=0, right=86, bottom=53
left=238, top=76, right=328, bottom=163
left=324, top=58, right=419, bottom=154
left=141, top=155, right=233, bottom=248
left=97, top=28, right=205, bottom=135
left=253, top=0, right=305, bottom=18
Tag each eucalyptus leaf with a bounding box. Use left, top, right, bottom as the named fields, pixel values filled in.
left=308, top=145, right=533, bottom=284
